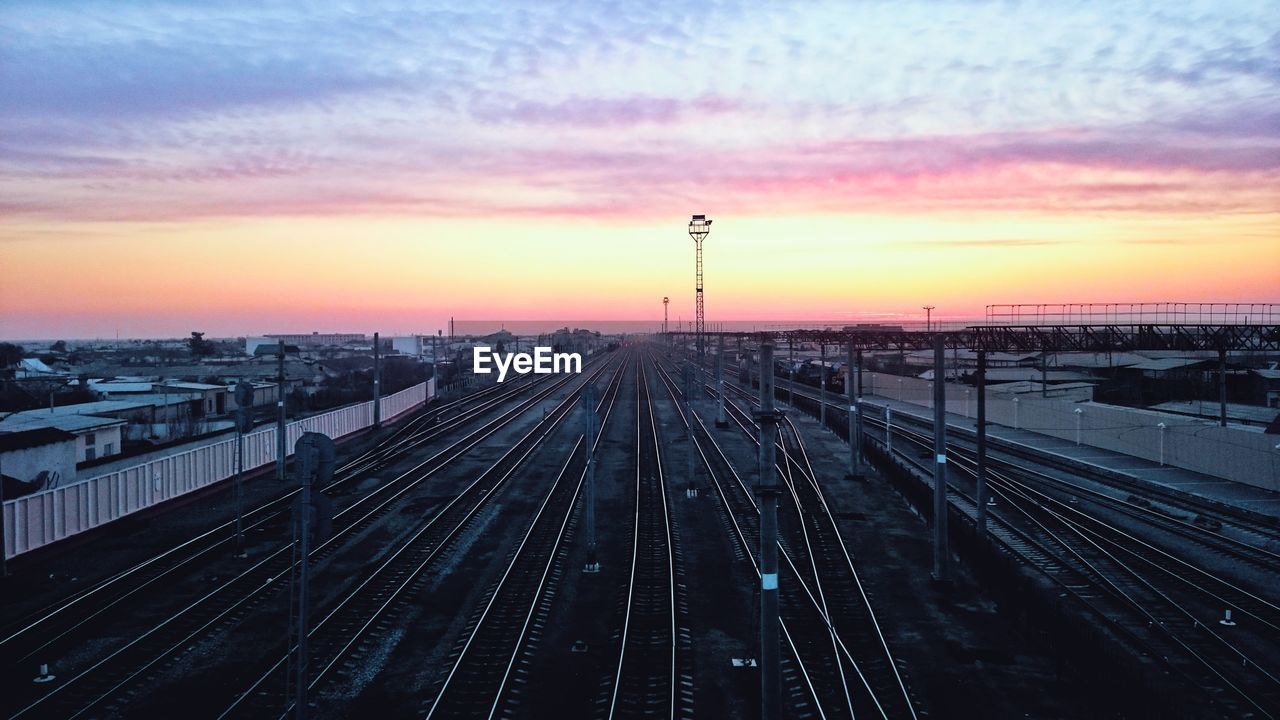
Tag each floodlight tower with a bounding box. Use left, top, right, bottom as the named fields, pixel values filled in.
left=923, top=305, right=935, bottom=332
left=663, top=296, right=670, bottom=335
left=688, top=214, right=712, bottom=360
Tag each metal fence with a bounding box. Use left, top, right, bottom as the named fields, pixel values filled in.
left=3, top=381, right=431, bottom=559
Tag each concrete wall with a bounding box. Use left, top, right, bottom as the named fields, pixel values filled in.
left=4, top=380, right=433, bottom=559
left=860, top=372, right=1280, bottom=494
left=1, top=441, right=77, bottom=488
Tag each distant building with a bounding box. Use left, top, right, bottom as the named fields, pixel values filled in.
left=265, top=332, right=366, bottom=347
left=842, top=324, right=906, bottom=333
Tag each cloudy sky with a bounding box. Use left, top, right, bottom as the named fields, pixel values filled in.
left=1, top=0, right=1277, bottom=338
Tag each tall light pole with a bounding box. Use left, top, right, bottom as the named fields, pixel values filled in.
left=923, top=305, right=935, bottom=333
left=689, top=215, right=711, bottom=362
left=663, top=296, right=670, bottom=337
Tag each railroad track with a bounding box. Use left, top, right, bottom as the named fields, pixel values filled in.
left=653, top=355, right=918, bottom=720
left=4, top=361, right=606, bottom=720
left=421, top=357, right=627, bottom=719
left=760, top=370, right=1280, bottom=567
left=218, top=354, right=625, bottom=719
left=713, top=382, right=916, bottom=720
left=603, top=356, right=684, bottom=720
left=869, top=412, right=1280, bottom=718
left=0, top=376, right=549, bottom=673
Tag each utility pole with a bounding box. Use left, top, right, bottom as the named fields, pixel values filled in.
left=1218, top=348, right=1228, bottom=427
left=819, top=343, right=826, bottom=429
left=0, top=447, right=7, bottom=579
left=846, top=343, right=863, bottom=479
left=276, top=343, right=287, bottom=483
left=976, top=350, right=989, bottom=536
left=372, top=332, right=381, bottom=429
left=233, top=381, right=254, bottom=558
left=715, top=334, right=728, bottom=428
left=290, top=432, right=333, bottom=720
left=788, top=338, right=795, bottom=408
left=583, top=384, right=600, bottom=572
left=923, top=306, right=935, bottom=333
left=754, top=342, right=781, bottom=720
left=683, top=364, right=698, bottom=497
left=932, top=333, right=949, bottom=583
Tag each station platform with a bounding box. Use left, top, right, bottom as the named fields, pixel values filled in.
left=804, top=390, right=1280, bottom=521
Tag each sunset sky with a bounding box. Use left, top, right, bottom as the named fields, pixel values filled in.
left=1, top=1, right=1277, bottom=339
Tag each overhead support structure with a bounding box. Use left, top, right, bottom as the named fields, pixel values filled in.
left=251, top=341, right=300, bottom=483
left=846, top=343, right=863, bottom=479
left=583, top=384, right=600, bottom=572
left=788, top=338, right=796, bottom=408
left=932, top=334, right=949, bottom=583
left=975, top=350, right=989, bottom=536
left=716, top=334, right=728, bottom=428
left=373, top=332, right=382, bottom=429
left=1218, top=348, right=1228, bottom=428
left=819, top=342, right=826, bottom=430
left=753, top=342, right=782, bottom=720
left=683, top=364, right=698, bottom=498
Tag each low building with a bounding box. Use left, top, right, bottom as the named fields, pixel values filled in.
left=0, top=428, right=78, bottom=496
left=156, top=381, right=228, bottom=416
left=224, top=381, right=279, bottom=410
left=0, top=412, right=126, bottom=463
left=1252, top=368, right=1280, bottom=409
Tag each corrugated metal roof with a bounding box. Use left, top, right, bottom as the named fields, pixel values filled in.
left=17, top=401, right=151, bottom=416
left=0, top=413, right=127, bottom=433
left=1128, top=357, right=1214, bottom=372
left=159, top=381, right=226, bottom=391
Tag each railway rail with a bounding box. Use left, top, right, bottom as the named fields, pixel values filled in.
left=652, top=354, right=916, bottom=720
left=0, top=375, right=544, bottom=671
left=605, top=357, right=683, bottom=719
left=218, top=355, right=625, bottom=719
left=420, top=357, right=627, bottom=719
left=5, top=360, right=609, bottom=720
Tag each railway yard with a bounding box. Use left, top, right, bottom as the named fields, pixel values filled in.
left=1, top=342, right=1278, bottom=719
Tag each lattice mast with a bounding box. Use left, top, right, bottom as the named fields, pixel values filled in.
left=688, top=215, right=712, bottom=358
